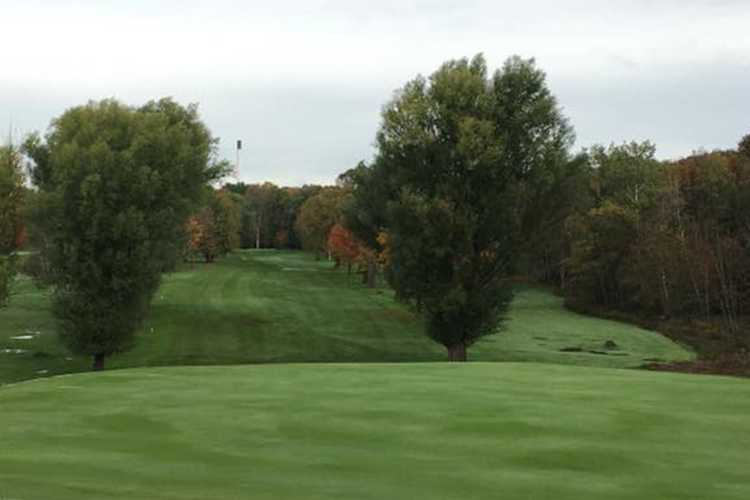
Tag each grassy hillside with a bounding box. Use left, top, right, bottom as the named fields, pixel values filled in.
left=1, top=363, right=749, bottom=499
left=0, top=250, right=692, bottom=384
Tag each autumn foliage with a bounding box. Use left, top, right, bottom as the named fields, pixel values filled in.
left=187, top=189, right=241, bottom=263
left=327, top=223, right=359, bottom=264
left=563, top=139, right=750, bottom=354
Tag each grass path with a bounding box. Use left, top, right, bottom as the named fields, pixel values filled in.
left=1, top=363, right=748, bottom=499
left=0, top=250, right=691, bottom=384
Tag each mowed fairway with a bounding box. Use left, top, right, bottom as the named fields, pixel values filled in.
left=1, top=363, right=750, bottom=499
left=0, top=250, right=691, bottom=384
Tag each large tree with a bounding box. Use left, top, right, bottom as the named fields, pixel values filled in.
left=0, top=144, right=24, bottom=309
left=364, top=54, right=576, bottom=361
left=24, top=98, right=226, bottom=370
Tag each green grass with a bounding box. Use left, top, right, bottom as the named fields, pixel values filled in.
left=1, top=362, right=749, bottom=499
left=0, top=250, right=692, bottom=384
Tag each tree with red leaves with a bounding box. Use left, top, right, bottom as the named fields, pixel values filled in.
left=328, top=222, right=359, bottom=271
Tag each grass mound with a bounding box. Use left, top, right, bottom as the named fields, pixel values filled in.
left=1, top=363, right=748, bottom=499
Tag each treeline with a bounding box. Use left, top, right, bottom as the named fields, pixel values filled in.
left=186, top=182, right=332, bottom=260
left=555, top=139, right=750, bottom=353
left=186, top=180, right=383, bottom=283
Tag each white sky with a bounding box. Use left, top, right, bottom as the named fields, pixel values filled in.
left=2, top=0, right=749, bottom=185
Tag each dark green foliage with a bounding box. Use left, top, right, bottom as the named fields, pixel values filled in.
left=0, top=144, right=24, bottom=308
left=24, top=98, right=223, bottom=369
left=364, top=54, right=575, bottom=360
left=341, top=161, right=389, bottom=252
left=565, top=202, right=638, bottom=309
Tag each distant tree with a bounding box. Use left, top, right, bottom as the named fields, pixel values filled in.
left=591, top=142, right=662, bottom=213
left=362, top=54, right=575, bottom=361
left=0, top=144, right=24, bottom=308
left=565, top=202, right=638, bottom=309
left=187, top=210, right=218, bottom=262
left=187, top=189, right=242, bottom=262
left=216, top=190, right=242, bottom=252
left=295, top=187, right=349, bottom=259
left=243, top=182, right=281, bottom=249
left=24, top=98, right=226, bottom=370
left=285, top=185, right=324, bottom=248
left=224, top=182, right=323, bottom=250
left=340, top=162, right=390, bottom=285
left=327, top=222, right=360, bottom=271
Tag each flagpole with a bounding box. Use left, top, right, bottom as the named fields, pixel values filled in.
left=235, top=139, right=242, bottom=180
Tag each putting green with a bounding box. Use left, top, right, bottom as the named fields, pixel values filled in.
left=1, top=363, right=749, bottom=499
left=0, top=250, right=691, bottom=385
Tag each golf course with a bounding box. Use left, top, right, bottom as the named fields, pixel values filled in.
left=1, top=250, right=692, bottom=385
left=3, top=251, right=748, bottom=499
left=4, top=10, right=750, bottom=496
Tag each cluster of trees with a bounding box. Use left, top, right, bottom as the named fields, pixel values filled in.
left=299, top=181, right=386, bottom=283
left=562, top=139, right=750, bottom=349
left=187, top=188, right=242, bottom=263
left=222, top=182, right=324, bottom=250
left=188, top=179, right=384, bottom=284
left=184, top=182, right=351, bottom=261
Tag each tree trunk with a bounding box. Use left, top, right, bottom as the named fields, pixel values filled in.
left=93, top=353, right=105, bottom=371
left=447, top=343, right=467, bottom=362
left=362, top=261, right=377, bottom=286
left=255, top=214, right=262, bottom=249
left=659, top=269, right=670, bottom=318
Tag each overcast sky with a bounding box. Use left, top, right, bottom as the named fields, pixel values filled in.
left=2, top=0, right=749, bottom=186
